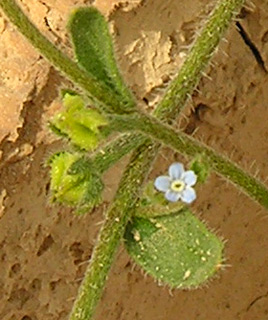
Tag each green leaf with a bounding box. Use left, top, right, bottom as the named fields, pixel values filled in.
left=68, top=7, right=133, bottom=106
left=50, top=92, right=108, bottom=151
left=124, top=208, right=224, bottom=289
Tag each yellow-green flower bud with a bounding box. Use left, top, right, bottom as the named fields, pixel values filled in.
left=50, top=93, right=108, bottom=151
left=49, top=152, right=103, bottom=214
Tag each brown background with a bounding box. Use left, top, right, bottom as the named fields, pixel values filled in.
left=0, top=0, right=268, bottom=319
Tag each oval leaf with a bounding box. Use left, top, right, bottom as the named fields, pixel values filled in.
left=68, top=7, right=133, bottom=106
left=124, top=208, right=224, bottom=289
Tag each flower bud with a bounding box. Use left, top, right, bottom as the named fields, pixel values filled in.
left=50, top=92, right=108, bottom=151
left=48, top=152, right=103, bottom=214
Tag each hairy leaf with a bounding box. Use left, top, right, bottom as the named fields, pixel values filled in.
left=125, top=208, right=223, bottom=288
left=68, top=7, right=133, bottom=105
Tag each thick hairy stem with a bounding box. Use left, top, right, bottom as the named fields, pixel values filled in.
left=69, top=141, right=159, bottom=320
left=0, top=0, right=135, bottom=114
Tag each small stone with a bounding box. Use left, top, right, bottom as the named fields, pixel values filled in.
left=179, top=51, right=187, bottom=59
left=179, top=33, right=186, bottom=42
left=0, top=189, right=7, bottom=219
left=0, top=17, right=6, bottom=34
left=19, top=143, right=33, bottom=157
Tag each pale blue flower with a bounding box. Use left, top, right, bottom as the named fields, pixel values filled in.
left=154, top=163, right=197, bottom=204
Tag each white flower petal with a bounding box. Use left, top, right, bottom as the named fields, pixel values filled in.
left=182, top=170, right=197, bottom=187
left=168, top=162, right=184, bottom=180
left=165, top=189, right=181, bottom=202
left=181, top=187, right=196, bottom=204
left=154, top=176, right=171, bottom=192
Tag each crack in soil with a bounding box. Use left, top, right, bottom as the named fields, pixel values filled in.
left=236, top=21, right=267, bottom=73
left=0, top=66, right=62, bottom=169
left=246, top=291, right=268, bottom=312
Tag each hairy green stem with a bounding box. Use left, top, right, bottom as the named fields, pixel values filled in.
left=108, top=112, right=268, bottom=209
left=93, top=133, right=147, bottom=173
left=0, top=0, right=135, bottom=114
left=93, top=109, right=268, bottom=210
left=69, top=141, right=159, bottom=320
left=69, top=0, right=245, bottom=318
left=154, top=0, right=245, bottom=121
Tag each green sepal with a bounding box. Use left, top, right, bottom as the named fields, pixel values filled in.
left=68, top=7, right=134, bottom=108
left=137, top=182, right=184, bottom=218
left=50, top=92, right=108, bottom=151
left=48, top=151, right=103, bottom=214
left=124, top=208, right=224, bottom=289
left=190, top=155, right=210, bottom=184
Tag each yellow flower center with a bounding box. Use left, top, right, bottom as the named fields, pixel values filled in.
left=171, top=180, right=185, bottom=192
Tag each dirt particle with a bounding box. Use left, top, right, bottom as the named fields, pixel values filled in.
left=69, top=242, right=84, bottom=257
left=142, top=97, right=149, bottom=104
left=0, top=16, right=5, bottom=33
left=181, top=20, right=196, bottom=43
left=194, top=103, right=210, bottom=121
left=241, top=115, right=246, bottom=124
left=9, top=263, right=21, bottom=277
left=184, top=120, right=196, bottom=135
left=50, top=279, right=61, bottom=291
left=21, top=316, right=32, bottom=320
left=37, top=234, right=54, bottom=256
left=0, top=188, right=7, bottom=218
left=237, top=7, right=251, bottom=19
left=18, top=143, right=34, bottom=157
left=95, top=0, right=143, bottom=15
left=69, top=242, right=84, bottom=265
left=30, top=278, right=41, bottom=291
left=262, top=31, right=268, bottom=43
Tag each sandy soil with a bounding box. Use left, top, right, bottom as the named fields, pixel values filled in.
left=1, top=0, right=268, bottom=319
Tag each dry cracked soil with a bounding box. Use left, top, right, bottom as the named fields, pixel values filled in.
left=0, top=0, right=268, bottom=319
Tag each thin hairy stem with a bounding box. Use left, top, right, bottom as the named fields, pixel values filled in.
left=154, top=0, right=245, bottom=121
left=93, top=133, right=147, bottom=174
left=0, top=0, right=135, bottom=114
left=108, top=112, right=268, bottom=209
